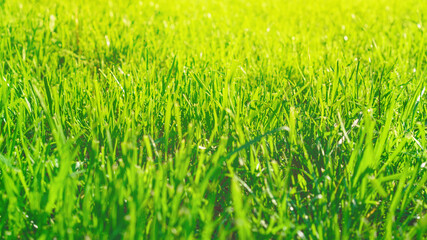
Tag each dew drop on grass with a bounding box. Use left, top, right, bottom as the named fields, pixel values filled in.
left=31, top=221, right=38, bottom=229
left=260, top=220, right=268, bottom=228
left=105, top=35, right=110, bottom=47
left=2, top=76, right=9, bottom=87
left=49, top=15, right=56, bottom=32
left=416, top=87, right=425, bottom=102
left=351, top=119, right=360, bottom=128
left=122, top=17, right=131, bottom=27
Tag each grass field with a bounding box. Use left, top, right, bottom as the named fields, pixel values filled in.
left=0, top=0, right=426, bottom=238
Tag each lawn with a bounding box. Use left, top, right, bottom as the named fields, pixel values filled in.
left=0, top=0, right=426, bottom=238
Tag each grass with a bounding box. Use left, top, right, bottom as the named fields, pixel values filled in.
left=0, top=0, right=426, bottom=238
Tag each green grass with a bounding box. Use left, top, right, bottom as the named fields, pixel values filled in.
left=0, top=0, right=426, bottom=238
